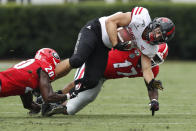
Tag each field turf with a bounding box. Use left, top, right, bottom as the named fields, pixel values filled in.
left=0, top=60, right=196, bottom=131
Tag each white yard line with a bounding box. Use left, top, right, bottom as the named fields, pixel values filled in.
left=0, top=120, right=188, bottom=125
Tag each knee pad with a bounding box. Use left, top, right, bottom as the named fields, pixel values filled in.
left=69, top=55, right=84, bottom=68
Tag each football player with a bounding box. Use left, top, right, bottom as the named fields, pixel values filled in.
left=43, top=43, right=168, bottom=116
left=0, top=48, right=74, bottom=115
left=54, top=6, right=175, bottom=106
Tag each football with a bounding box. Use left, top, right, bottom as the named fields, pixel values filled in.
left=117, top=27, right=131, bottom=43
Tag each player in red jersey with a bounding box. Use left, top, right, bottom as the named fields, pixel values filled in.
left=104, top=48, right=159, bottom=79
left=0, top=48, right=74, bottom=115
left=42, top=43, right=168, bottom=116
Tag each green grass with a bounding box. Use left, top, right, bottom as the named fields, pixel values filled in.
left=0, top=60, right=196, bottom=131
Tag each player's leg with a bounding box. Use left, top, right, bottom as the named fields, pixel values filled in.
left=62, top=37, right=109, bottom=115
left=55, top=20, right=99, bottom=80
left=70, top=18, right=109, bottom=89
left=63, top=20, right=110, bottom=114
left=69, top=20, right=100, bottom=69
left=41, top=79, right=104, bottom=116
left=65, top=79, right=104, bottom=115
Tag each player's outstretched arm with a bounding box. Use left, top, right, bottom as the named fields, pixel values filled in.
left=61, top=81, right=75, bottom=94
left=141, top=54, right=154, bottom=83
left=141, top=54, right=164, bottom=116
left=40, top=80, right=77, bottom=117
left=39, top=70, right=68, bottom=103
left=20, top=92, right=41, bottom=113
left=54, top=59, right=72, bottom=80
left=57, top=80, right=79, bottom=99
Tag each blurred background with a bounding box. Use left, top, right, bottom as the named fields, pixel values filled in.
left=0, top=0, right=195, bottom=60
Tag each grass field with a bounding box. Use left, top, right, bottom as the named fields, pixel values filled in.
left=0, top=60, right=196, bottom=131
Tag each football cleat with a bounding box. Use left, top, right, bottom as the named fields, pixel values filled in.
left=41, top=103, right=66, bottom=117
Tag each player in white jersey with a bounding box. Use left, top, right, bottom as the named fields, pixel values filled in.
left=102, top=6, right=175, bottom=93
left=52, top=7, right=175, bottom=116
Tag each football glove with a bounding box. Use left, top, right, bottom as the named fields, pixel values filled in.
left=149, top=99, right=159, bottom=116
left=114, top=41, right=132, bottom=51
left=148, top=79, right=164, bottom=91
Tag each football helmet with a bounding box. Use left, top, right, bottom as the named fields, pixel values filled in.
left=34, top=48, right=60, bottom=67
left=151, top=43, right=168, bottom=67
left=146, top=17, right=175, bottom=45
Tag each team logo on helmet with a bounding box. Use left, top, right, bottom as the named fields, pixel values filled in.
left=52, top=52, right=60, bottom=60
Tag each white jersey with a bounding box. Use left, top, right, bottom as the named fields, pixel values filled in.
left=99, top=7, right=158, bottom=58
left=128, top=7, right=158, bottom=58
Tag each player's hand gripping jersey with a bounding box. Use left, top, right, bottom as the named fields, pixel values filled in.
left=99, top=7, right=158, bottom=58
left=0, top=59, right=56, bottom=97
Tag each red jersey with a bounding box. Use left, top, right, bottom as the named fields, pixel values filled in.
left=0, top=59, right=56, bottom=97
left=104, top=48, right=159, bottom=79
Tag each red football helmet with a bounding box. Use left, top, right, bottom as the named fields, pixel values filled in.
left=34, top=48, right=60, bottom=68
left=151, top=43, right=168, bottom=67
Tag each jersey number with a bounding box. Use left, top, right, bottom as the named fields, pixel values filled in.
left=45, top=66, right=54, bottom=77
left=113, top=60, right=138, bottom=76
left=14, top=59, right=35, bottom=69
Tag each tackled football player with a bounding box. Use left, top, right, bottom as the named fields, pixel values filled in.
left=54, top=6, right=175, bottom=105
left=0, top=48, right=75, bottom=115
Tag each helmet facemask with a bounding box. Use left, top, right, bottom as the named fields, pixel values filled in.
left=146, top=17, right=175, bottom=45
left=146, top=26, right=165, bottom=45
